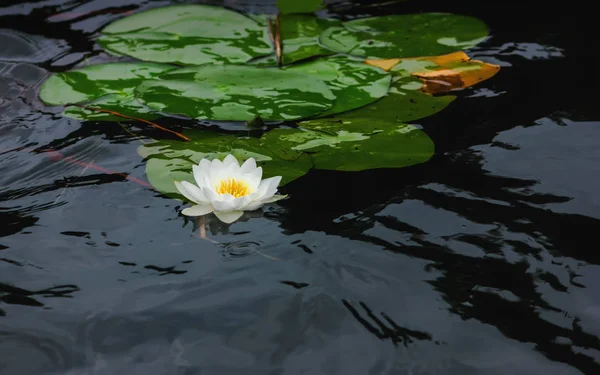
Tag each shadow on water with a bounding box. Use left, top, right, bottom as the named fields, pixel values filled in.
left=1, top=0, right=600, bottom=374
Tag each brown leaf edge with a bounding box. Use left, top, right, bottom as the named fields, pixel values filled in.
left=365, top=51, right=501, bottom=94
left=66, top=103, right=190, bottom=141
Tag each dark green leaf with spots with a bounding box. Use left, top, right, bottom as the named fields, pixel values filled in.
left=134, top=65, right=336, bottom=121
left=38, top=62, right=177, bottom=121
left=285, top=55, right=391, bottom=116
left=261, top=120, right=434, bottom=171
left=99, top=5, right=272, bottom=66
left=39, top=62, right=177, bottom=105
left=279, top=15, right=340, bottom=65
left=319, top=13, right=488, bottom=59
left=64, top=94, right=159, bottom=121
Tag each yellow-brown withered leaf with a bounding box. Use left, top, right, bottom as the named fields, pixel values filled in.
left=365, top=52, right=500, bottom=94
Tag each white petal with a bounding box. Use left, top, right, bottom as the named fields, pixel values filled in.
left=174, top=180, right=205, bottom=204
left=212, top=194, right=237, bottom=211
left=209, top=164, right=230, bottom=188
left=181, top=204, right=213, bottom=216
left=244, top=166, right=262, bottom=191
left=260, top=194, right=287, bottom=204
left=214, top=210, right=244, bottom=224
left=199, top=159, right=211, bottom=174
left=204, top=187, right=220, bottom=202
left=200, top=158, right=211, bottom=166
left=210, top=158, right=223, bottom=177
left=225, top=159, right=241, bottom=178
left=244, top=201, right=265, bottom=211
left=192, top=164, right=210, bottom=189
left=223, top=154, right=239, bottom=168
left=245, top=194, right=286, bottom=211
left=264, top=176, right=282, bottom=197
left=232, top=196, right=253, bottom=210
left=251, top=180, right=269, bottom=200
left=181, top=180, right=207, bottom=202
left=254, top=176, right=282, bottom=200
left=240, top=158, right=257, bottom=174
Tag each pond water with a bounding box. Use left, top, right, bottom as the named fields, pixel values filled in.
left=1, top=0, right=599, bottom=374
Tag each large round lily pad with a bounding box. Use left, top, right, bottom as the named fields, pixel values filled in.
left=39, top=62, right=177, bottom=121
left=39, top=62, right=176, bottom=105
left=99, top=5, right=272, bottom=66
left=134, top=65, right=336, bottom=121
left=285, top=56, right=391, bottom=116
left=138, top=130, right=313, bottom=197
left=63, top=94, right=158, bottom=121
left=261, top=120, right=434, bottom=171
left=301, top=76, right=454, bottom=128
left=319, top=13, right=488, bottom=59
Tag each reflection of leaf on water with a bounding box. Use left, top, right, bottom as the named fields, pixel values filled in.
left=280, top=280, right=310, bottom=289
left=343, top=300, right=433, bottom=346
left=143, top=265, right=187, bottom=276
left=0, top=208, right=40, bottom=238
left=0, top=283, right=79, bottom=311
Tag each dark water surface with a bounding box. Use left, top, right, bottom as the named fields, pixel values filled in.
left=1, top=0, right=599, bottom=374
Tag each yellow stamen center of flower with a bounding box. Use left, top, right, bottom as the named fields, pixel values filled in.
left=216, top=178, right=250, bottom=198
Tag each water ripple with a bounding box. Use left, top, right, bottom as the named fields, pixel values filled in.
left=0, top=29, right=69, bottom=64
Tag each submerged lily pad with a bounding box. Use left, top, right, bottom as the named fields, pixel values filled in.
left=134, top=65, right=336, bottom=121
left=285, top=56, right=391, bottom=116
left=138, top=130, right=313, bottom=196
left=319, top=13, right=488, bottom=59
left=99, top=5, right=272, bottom=66
left=39, top=62, right=176, bottom=121
left=261, top=120, right=434, bottom=171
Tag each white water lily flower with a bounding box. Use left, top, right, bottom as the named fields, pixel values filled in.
left=174, top=154, right=286, bottom=224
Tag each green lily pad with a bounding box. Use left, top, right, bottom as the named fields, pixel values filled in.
left=39, top=62, right=177, bottom=106
left=285, top=55, right=391, bottom=116
left=351, top=75, right=455, bottom=123
left=244, top=15, right=339, bottom=66
left=302, top=76, right=454, bottom=128
left=63, top=94, right=158, bottom=121
left=319, top=13, right=488, bottom=59
left=99, top=5, right=272, bottom=66
left=138, top=130, right=313, bottom=197
left=260, top=120, right=434, bottom=171
left=279, top=15, right=340, bottom=65
left=39, top=62, right=176, bottom=121
left=277, top=0, right=323, bottom=14
left=134, top=65, right=336, bottom=121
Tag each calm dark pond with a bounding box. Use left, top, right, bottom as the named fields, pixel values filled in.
left=1, top=0, right=599, bottom=374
